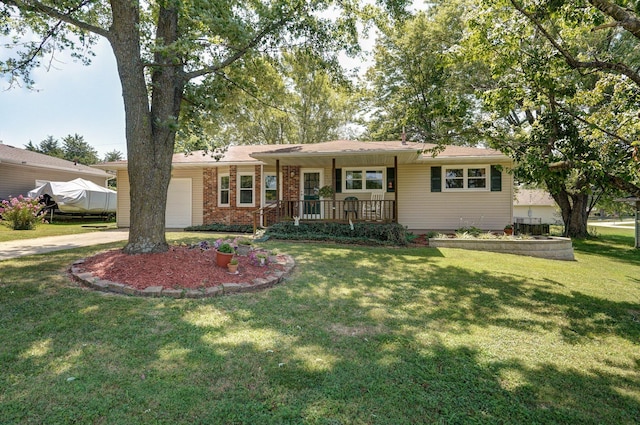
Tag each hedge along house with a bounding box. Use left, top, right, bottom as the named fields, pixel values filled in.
left=94, top=140, right=513, bottom=232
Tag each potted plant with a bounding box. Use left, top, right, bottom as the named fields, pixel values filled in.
left=227, top=257, right=239, bottom=273
left=504, top=224, right=514, bottom=236
left=236, top=237, right=252, bottom=256
left=215, top=242, right=235, bottom=267
left=318, top=185, right=334, bottom=198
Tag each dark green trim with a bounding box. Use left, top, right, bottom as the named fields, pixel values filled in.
left=335, top=168, right=342, bottom=193
left=491, top=165, right=502, bottom=192
left=431, top=166, right=442, bottom=192
left=386, top=167, right=395, bottom=192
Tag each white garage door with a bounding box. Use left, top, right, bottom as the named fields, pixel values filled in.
left=166, top=178, right=192, bottom=228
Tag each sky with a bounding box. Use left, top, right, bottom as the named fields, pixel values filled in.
left=0, top=3, right=422, bottom=161
left=0, top=36, right=371, bottom=161
left=0, top=40, right=127, bottom=160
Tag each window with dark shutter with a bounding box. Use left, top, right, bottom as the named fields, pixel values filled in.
left=334, top=168, right=342, bottom=193
left=386, top=167, right=395, bottom=192
left=491, top=165, right=502, bottom=192
left=431, top=166, right=442, bottom=192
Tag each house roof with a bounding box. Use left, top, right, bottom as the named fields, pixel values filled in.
left=93, top=144, right=279, bottom=170
left=514, top=189, right=556, bottom=207
left=0, top=143, right=112, bottom=178
left=93, top=140, right=510, bottom=170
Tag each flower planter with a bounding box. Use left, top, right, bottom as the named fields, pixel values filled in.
left=216, top=250, right=234, bottom=267
left=428, top=236, right=575, bottom=261
left=227, top=263, right=239, bottom=273
left=236, top=245, right=252, bottom=256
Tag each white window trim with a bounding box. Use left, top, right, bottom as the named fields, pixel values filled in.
left=237, top=172, right=255, bottom=207
left=342, top=167, right=386, bottom=193
left=442, top=165, right=490, bottom=192
left=263, top=172, right=282, bottom=204
left=218, top=173, right=230, bottom=207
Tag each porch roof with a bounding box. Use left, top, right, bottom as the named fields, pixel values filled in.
left=250, top=140, right=509, bottom=167
left=250, top=140, right=422, bottom=167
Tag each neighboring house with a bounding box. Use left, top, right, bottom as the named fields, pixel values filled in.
left=513, top=188, right=560, bottom=225
left=0, top=143, right=113, bottom=200
left=94, top=140, right=513, bottom=231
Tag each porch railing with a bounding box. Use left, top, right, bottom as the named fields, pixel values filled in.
left=253, top=199, right=396, bottom=233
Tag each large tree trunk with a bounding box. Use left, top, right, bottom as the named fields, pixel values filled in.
left=552, top=189, right=589, bottom=238
left=109, top=1, right=182, bottom=254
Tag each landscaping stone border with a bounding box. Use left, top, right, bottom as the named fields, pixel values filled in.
left=70, top=254, right=296, bottom=298
left=428, top=236, right=575, bottom=261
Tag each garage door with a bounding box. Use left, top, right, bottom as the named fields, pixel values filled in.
left=166, top=178, right=192, bottom=228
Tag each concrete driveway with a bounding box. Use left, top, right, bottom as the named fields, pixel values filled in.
left=0, top=229, right=129, bottom=261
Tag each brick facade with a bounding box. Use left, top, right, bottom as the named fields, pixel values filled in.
left=282, top=165, right=300, bottom=201
left=203, top=165, right=272, bottom=226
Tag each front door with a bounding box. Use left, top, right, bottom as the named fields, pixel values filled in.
left=301, top=169, right=323, bottom=219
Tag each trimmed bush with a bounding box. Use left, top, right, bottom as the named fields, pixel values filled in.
left=266, top=222, right=409, bottom=246
left=185, top=223, right=253, bottom=233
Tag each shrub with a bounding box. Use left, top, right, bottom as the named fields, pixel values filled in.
left=266, top=222, right=409, bottom=246
left=0, top=195, right=46, bottom=230
left=184, top=223, right=253, bottom=233
left=456, top=226, right=482, bottom=237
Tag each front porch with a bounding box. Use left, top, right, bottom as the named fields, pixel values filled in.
left=253, top=199, right=397, bottom=232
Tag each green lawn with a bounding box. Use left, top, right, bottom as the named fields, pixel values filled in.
left=0, top=221, right=117, bottom=243
left=0, top=229, right=638, bottom=424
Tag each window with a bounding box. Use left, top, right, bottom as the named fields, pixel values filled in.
left=345, top=170, right=362, bottom=190
left=238, top=173, right=254, bottom=206
left=264, top=174, right=278, bottom=203
left=219, top=174, right=230, bottom=206
left=343, top=168, right=385, bottom=192
left=443, top=166, right=488, bottom=191
left=467, top=167, right=487, bottom=189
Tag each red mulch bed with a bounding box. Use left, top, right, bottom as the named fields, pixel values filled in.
left=409, top=234, right=430, bottom=247
left=77, top=246, right=284, bottom=290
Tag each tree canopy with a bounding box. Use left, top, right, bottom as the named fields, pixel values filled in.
left=362, top=0, right=483, bottom=144
left=25, top=133, right=99, bottom=165
left=1, top=0, right=409, bottom=253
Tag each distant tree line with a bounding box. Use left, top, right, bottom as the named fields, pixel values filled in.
left=24, top=134, right=123, bottom=165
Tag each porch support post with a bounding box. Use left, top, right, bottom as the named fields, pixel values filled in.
left=276, top=159, right=280, bottom=223
left=332, top=157, right=336, bottom=220
left=394, top=156, right=398, bottom=223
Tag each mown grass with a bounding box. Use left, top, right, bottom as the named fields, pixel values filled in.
left=0, top=229, right=638, bottom=424
left=0, top=220, right=117, bottom=243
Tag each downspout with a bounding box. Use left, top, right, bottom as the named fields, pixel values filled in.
left=276, top=159, right=280, bottom=223
left=260, top=164, right=264, bottom=228
left=394, top=156, right=398, bottom=223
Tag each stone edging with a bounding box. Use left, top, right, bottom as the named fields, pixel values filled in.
left=428, top=236, right=575, bottom=261
left=70, top=254, right=296, bottom=298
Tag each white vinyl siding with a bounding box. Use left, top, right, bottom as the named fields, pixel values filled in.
left=113, top=168, right=203, bottom=228
left=399, top=163, right=512, bottom=231
left=0, top=163, right=108, bottom=200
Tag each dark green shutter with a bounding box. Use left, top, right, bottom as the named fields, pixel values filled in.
left=386, top=167, right=395, bottom=192
left=431, top=166, right=442, bottom=192
left=335, top=168, right=342, bottom=193
left=491, top=165, right=502, bottom=192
